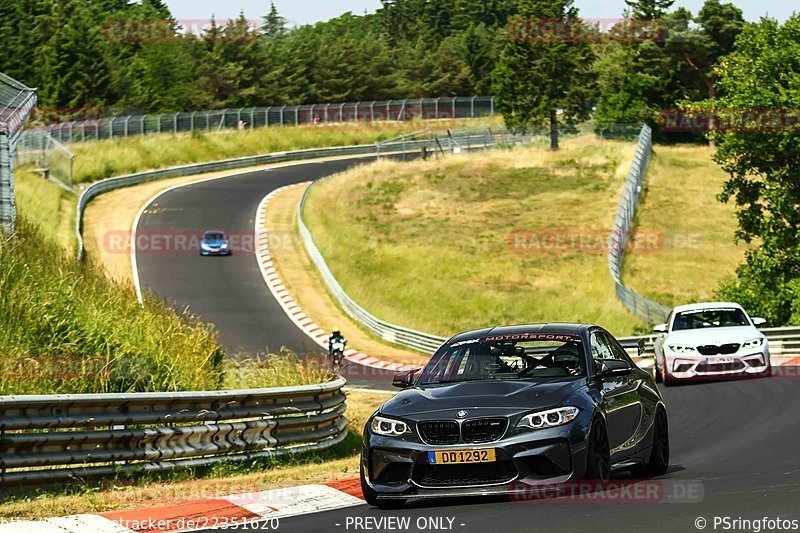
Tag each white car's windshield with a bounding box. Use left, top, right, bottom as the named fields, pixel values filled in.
left=672, top=308, right=750, bottom=331
left=418, top=334, right=586, bottom=384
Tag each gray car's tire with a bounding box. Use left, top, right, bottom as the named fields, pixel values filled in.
left=633, top=408, right=669, bottom=477
left=583, top=418, right=611, bottom=482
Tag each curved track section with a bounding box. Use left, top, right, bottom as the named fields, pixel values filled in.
left=134, top=157, right=398, bottom=388
left=208, top=374, right=800, bottom=532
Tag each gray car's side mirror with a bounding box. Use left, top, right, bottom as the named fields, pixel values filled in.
left=597, top=358, right=633, bottom=377
left=392, top=368, right=420, bottom=388
left=752, top=317, right=767, bottom=326
left=653, top=323, right=668, bottom=333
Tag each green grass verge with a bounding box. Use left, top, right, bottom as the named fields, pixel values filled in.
left=0, top=216, right=332, bottom=394
left=69, top=119, right=499, bottom=183
left=304, top=136, right=650, bottom=337
left=13, top=166, right=76, bottom=250
left=623, top=144, right=745, bottom=308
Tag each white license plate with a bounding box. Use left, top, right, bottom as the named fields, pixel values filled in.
left=708, top=357, right=735, bottom=364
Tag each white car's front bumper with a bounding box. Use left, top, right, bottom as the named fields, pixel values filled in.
left=667, top=349, right=770, bottom=380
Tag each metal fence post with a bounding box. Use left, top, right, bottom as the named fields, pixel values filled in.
left=471, top=96, right=476, bottom=118
left=173, top=113, right=178, bottom=134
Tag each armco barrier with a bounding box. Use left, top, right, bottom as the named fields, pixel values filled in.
left=0, top=378, right=347, bottom=486
left=75, top=127, right=511, bottom=260
left=608, top=124, right=671, bottom=324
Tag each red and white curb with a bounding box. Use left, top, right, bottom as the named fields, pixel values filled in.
left=0, top=481, right=365, bottom=532
left=254, top=185, right=418, bottom=372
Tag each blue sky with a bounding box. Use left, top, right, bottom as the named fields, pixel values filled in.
left=163, top=0, right=795, bottom=27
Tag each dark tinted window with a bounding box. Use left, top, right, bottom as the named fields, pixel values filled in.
left=419, top=334, right=585, bottom=384
left=672, top=308, right=750, bottom=331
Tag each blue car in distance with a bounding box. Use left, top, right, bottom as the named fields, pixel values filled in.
left=200, top=231, right=231, bottom=256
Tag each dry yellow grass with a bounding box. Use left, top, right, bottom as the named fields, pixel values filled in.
left=304, top=136, right=646, bottom=337
left=623, top=144, right=746, bottom=307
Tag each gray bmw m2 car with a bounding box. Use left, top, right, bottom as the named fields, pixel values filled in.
left=360, top=323, right=669, bottom=508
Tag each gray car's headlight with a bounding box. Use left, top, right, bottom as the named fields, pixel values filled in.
left=517, top=406, right=579, bottom=430
left=743, top=337, right=765, bottom=349
left=371, top=415, right=410, bottom=437
left=668, top=344, right=695, bottom=353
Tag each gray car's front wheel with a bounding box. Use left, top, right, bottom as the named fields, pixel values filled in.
left=584, top=419, right=611, bottom=482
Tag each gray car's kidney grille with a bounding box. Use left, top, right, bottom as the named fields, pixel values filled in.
left=418, top=421, right=460, bottom=445
left=462, top=418, right=507, bottom=443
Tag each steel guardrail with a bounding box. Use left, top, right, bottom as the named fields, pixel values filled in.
left=608, top=125, right=672, bottom=324
left=0, top=377, right=347, bottom=486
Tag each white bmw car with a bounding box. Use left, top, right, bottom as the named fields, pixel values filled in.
left=653, top=302, right=770, bottom=384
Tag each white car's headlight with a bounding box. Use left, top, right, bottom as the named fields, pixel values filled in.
left=517, top=407, right=579, bottom=430
left=201, top=243, right=212, bottom=250
left=668, top=344, right=695, bottom=353
left=370, top=416, right=410, bottom=437
left=221, top=243, right=229, bottom=249
left=743, top=337, right=765, bottom=349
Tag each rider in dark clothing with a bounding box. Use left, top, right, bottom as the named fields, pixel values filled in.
left=329, top=329, right=347, bottom=362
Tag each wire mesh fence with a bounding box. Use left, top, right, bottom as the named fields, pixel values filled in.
left=0, top=72, right=37, bottom=235
left=14, top=130, right=75, bottom=188
left=35, top=96, right=496, bottom=145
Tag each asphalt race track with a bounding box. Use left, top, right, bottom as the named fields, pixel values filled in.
left=212, top=373, right=800, bottom=533
left=134, top=156, right=399, bottom=388
left=136, top=157, right=800, bottom=532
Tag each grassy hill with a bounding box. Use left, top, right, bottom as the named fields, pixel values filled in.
left=303, top=137, right=743, bottom=337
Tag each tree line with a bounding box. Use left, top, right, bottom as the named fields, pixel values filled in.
left=1, top=0, right=797, bottom=324
left=0, top=0, right=742, bottom=126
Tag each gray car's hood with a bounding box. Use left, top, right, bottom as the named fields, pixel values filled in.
left=381, top=379, right=583, bottom=420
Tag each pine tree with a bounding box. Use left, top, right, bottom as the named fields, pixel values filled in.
left=261, top=2, right=287, bottom=38
left=624, top=0, right=675, bottom=20
left=493, top=0, right=596, bottom=149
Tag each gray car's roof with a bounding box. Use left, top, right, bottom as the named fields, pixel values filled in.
left=447, top=323, right=593, bottom=343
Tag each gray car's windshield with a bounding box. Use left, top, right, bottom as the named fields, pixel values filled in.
left=418, top=334, right=585, bottom=384
left=672, top=308, right=750, bottom=331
